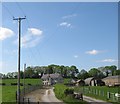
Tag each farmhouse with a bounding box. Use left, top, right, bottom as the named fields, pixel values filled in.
left=41, top=73, right=63, bottom=85
left=85, top=77, right=105, bottom=86
left=102, top=75, right=120, bottom=86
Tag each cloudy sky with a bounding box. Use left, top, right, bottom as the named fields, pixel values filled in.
left=0, top=2, right=118, bottom=74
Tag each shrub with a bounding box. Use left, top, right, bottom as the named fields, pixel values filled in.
left=64, top=88, right=74, bottom=96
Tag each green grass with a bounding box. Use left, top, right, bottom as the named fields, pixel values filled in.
left=2, top=78, right=42, bottom=102
left=2, top=78, right=42, bottom=85
left=74, top=86, right=119, bottom=103
left=54, top=84, right=87, bottom=104
left=63, top=78, right=71, bottom=84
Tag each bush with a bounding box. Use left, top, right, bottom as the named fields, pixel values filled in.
left=64, top=88, right=74, bottom=96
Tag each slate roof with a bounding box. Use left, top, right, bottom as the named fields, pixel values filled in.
left=41, top=73, right=62, bottom=79
left=102, top=75, right=120, bottom=80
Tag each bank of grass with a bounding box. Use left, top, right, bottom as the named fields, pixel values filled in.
left=74, top=86, right=119, bottom=103
left=54, top=84, right=87, bottom=104
left=2, top=78, right=42, bottom=102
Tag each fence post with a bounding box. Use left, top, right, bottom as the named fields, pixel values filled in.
left=23, top=97, right=24, bottom=104
left=16, top=91, right=17, bottom=103
left=28, top=98, right=30, bottom=104
left=107, top=92, right=110, bottom=100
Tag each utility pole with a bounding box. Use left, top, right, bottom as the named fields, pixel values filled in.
left=23, top=63, right=26, bottom=96
left=13, top=17, right=26, bottom=104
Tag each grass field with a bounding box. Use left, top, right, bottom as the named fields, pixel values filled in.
left=54, top=83, right=87, bottom=104
left=2, top=78, right=42, bottom=102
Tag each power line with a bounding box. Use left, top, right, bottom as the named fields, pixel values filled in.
left=2, top=4, right=14, bottom=18
left=15, top=2, right=26, bottom=17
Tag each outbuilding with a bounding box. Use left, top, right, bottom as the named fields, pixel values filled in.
left=102, top=75, right=120, bottom=86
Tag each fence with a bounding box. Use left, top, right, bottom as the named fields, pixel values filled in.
left=16, top=84, right=42, bottom=103
left=82, top=87, right=120, bottom=102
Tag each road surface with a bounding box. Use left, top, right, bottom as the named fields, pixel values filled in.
left=83, top=95, right=112, bottom=104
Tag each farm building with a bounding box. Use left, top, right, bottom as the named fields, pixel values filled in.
left=85, top=77, right=105, bottom=86
left=102, top=75, right=120, bottom=86
left=76, top=79, right=85, bottom=86
left=41, top=73, right=63, bottom=85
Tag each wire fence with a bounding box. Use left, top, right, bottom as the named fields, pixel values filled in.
left=82, top=87, right=120, bottom=102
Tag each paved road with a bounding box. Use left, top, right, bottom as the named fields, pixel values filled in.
left=83, top=95, right=112, bottom=104
left=41, top=87, right=64, bottom=103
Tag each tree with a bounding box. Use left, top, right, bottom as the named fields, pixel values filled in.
left=88, top=68, right=100, bottom=78
left=77, top=69, right=89, bottom=79
left=69, top=65, right=79, bottom=78
left=25, top=67, right=35, bottom=78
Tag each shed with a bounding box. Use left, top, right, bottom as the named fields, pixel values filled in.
left=85, top=77, right=104, bottom=86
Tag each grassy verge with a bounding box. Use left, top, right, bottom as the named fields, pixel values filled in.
left=54, top=84, right=87, bottom=104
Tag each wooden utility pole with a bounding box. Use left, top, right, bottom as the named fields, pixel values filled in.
left=13, top=17, right=26, bottom=104
left=24, top=63, right=26, bottom=95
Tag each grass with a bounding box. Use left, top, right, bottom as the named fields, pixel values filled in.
left=74, top=86, right=119, bottom=103
left=2, top=78, right=42, bottom=102
left=54, top=83, right=87, bottom=104
left=2, top=78, right=42, bottom=85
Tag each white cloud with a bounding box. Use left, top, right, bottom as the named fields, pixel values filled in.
left=14, top=28, right=43, bottom=48
left=0, top=27, right=14, bottom=40
left=59, top=22, right=71, bottom=27
left=74, top=55, right=78, bottom=58
left=86, top=49, right=100, bottom=55
left=28, top=28, right=43, bottom=36
left=98, top=59, right=117, bottom=63
left=62, top=14, right=77, bottom=19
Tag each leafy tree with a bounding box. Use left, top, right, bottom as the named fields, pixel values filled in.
left=77, top=69, right=89, bottom=79
left=88, top=68, right=100, bottom=78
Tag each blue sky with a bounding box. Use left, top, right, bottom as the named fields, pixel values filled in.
left=0, top=2, right=118, bottom=74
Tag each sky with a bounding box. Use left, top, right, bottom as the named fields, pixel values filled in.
left=0, top=2, right=118, bottom=74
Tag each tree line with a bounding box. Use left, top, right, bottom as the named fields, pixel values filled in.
left=0, top=64, right=120, bottom=79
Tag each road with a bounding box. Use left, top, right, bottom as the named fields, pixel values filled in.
left=83, top=95, right=112, bottom=104
left=24, top=87, right=64, bottom=103
left=41, top=87, right=64, bottom=103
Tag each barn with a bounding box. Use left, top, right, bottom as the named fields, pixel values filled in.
left=102, top=75, right=120, bottom=86
left=85, top=77, right=105, bottom=86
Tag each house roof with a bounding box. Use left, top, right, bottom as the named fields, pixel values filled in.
left=84, top=77, right=94, bottom=85
left=102, top=75, right=120, bottom=81
left=41, top=73, right=62, bottom=79
left=76, top=79, right=84, bottom=83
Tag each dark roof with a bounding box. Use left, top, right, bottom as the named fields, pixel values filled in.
left=41, top=73, right=62, bottom=79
